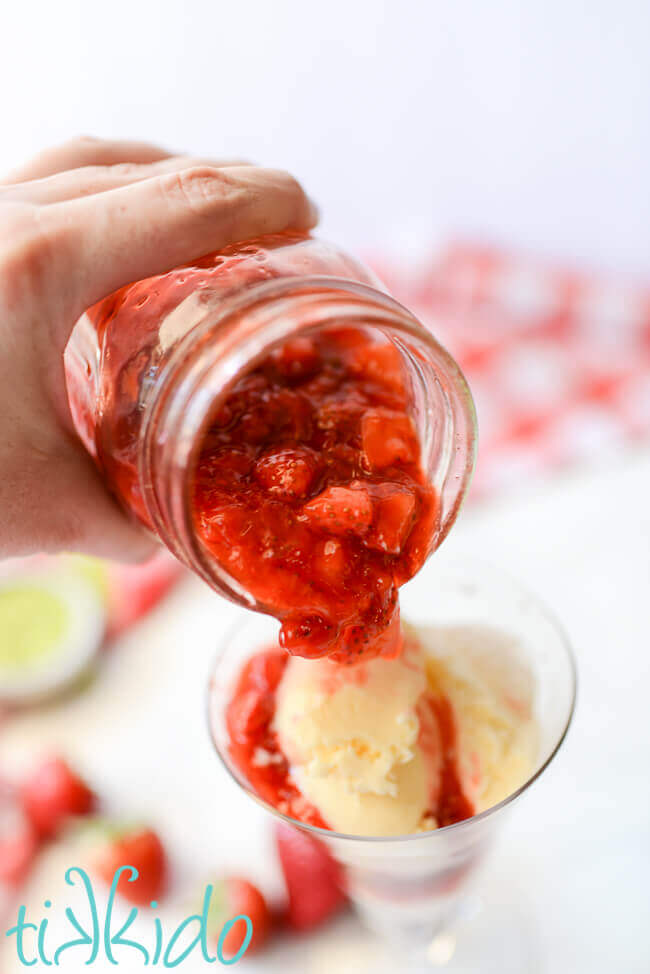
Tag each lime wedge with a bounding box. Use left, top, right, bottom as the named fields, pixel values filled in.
left=0, top=571, right=106, bottom=703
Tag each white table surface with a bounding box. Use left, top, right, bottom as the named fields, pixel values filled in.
left=1, top=448, right=649, bottom=972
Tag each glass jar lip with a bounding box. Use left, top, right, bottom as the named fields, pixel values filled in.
left=141, top=274, right=478, bottom=600
left=205, top=566, right=577, bottom=845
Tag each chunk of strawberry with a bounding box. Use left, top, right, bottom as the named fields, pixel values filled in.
left=226, top=687, right=275, bottom=742
left=200, top=504, right=252, bottom=547
left=275, top=823, right=346, bottom=931
left=271, top=337, right=320, bottom=382
left=316, top=396, right=364, bottom=434
left=195, top=448, right=253, bottom=487
left=313, top=538, right=347, bottom=587
left=238, top=649, right=287, bottom=694
left=254, top=448, right=318, bottom=499
left=350, top=342, right=405, bottom=394
left=279, top=613, right=335, bottom=658
left=364, top=484, right=417, bottom=554
left=361, top=409, right=418, bottom=470
left=302, top=485, right=373, bottom=537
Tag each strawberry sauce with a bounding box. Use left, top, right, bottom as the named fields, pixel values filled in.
left=225, top=648, right=328, bottom=828
left=192, top=327, right=438, bottom=663
left=426, top=695, right=475, bottom=827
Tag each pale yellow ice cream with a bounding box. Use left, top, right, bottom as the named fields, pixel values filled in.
left=273, top=636, right=439, bottom=836
left=419, top=623, right=538, bottom=814
left=273, top=621, right=538, bottom=836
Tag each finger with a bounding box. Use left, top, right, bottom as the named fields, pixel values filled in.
left=48, top=165, right=319, bottom=322
left=2, top=136, right=174, bottom=183
left=2, top=155, right=253, bottom=205
left=1, top=436, right=157, bottom=562
left=48, top=449, right=159, bottom=562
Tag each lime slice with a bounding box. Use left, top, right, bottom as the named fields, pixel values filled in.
left=0, top=571, right=106, bottom=703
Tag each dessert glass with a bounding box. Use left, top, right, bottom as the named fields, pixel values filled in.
left=207, top=556, right=576, bottom=971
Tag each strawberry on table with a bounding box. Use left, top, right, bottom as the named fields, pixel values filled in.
left=275, top=823, right=346, bottom=931
left=92, top=825, right=167, bottom=905
left=20, top=757, right=95, bottom=840
left=0, top=825, right=39, bottom=887
left=205, top=876, right=273, bottom=958
left=104, top=555, right=182, bottom=636
left=0, top=786, right=40, bottom=886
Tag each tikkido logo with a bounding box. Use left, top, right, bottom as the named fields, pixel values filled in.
left=5, top=866, right=253, bottom=967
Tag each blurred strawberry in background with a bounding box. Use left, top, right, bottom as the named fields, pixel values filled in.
left=0, top=782, right=39, bottom=887
left=205, top=876, right=273, bottom=957
left=92, top=554, right=182, bottom=638
left=20, top=756, right=95, bottom=840
left=92, top=824, right=168, bottom=905
left=275, top=823, right=347, bottom=931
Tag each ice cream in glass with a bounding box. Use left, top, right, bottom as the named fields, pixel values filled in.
left=209, top=557, right=576, bottom=960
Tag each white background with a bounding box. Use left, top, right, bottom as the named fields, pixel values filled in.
left=2, top=0, right=649, bottom=274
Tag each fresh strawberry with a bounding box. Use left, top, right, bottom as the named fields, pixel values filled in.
left=275, top=823, right=346, bottom=931
left=205, top=876, right=272, bottom=957
left=361, top=409, right=417, bottom=470
left=0, top=786, right=40, bottom=886
left=302, top=485, right=373, bottom=538
left=20, top=757, right=95, bottom=840
left=93, top=826, right=167, bottom=905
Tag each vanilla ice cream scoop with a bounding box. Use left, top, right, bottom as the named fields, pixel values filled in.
left=273, top=636, right=441, bottom=836
left=272, top=622, right=538, bottom=837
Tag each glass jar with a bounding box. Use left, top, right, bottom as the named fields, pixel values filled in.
left=64, top=232, right=477, bottom=607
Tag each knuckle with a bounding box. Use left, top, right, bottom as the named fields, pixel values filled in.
left=0, top=209, right=67, bottom=303
left=160, top=166, right=243, bottom=213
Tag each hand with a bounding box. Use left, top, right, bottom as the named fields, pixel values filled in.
left=0, top=137, right=317, bottom=561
